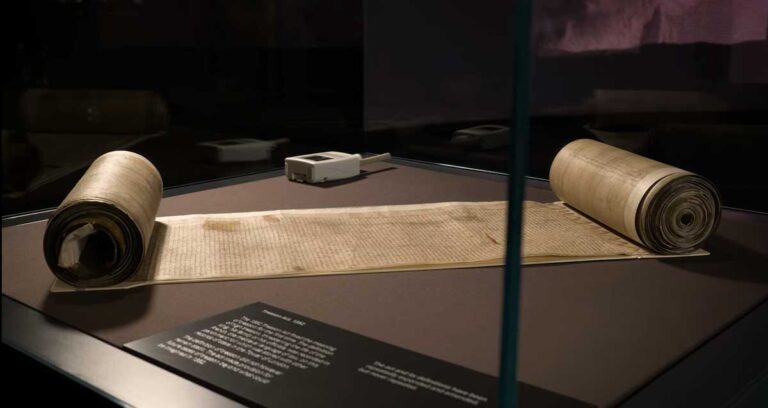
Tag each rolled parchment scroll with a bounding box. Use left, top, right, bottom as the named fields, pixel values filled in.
left=43, top=151, right=162, bottom=287
left=549, top=139, right=721, bottom=254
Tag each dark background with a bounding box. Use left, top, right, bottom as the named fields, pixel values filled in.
left=3, top=0, right=767, bottom=214
left=3, top=0, right=364, bottom=215
left=363, top=1, right=768, bottom=211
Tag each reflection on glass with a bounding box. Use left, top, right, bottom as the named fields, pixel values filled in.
left=3, top=0, right=363, bottom=215
left=529, top=0, right=768, bottom=211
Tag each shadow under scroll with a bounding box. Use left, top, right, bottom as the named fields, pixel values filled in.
left=660, top=234, right=768, bottom=284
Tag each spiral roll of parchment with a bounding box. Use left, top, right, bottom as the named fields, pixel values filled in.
left=43, top=151, right=162, bottom=287
left=549, top=139, right=721, bottom=254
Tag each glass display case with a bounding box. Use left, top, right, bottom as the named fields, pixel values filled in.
left=3, top=1, right=767, bottom=407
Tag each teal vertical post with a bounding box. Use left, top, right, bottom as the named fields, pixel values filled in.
left=499, top=0, right=532, bottom=407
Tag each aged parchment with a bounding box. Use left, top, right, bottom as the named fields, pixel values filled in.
left=45, top=141, right=719, bottom=292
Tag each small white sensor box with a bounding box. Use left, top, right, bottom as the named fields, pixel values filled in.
left=285, top=152, right=390, bottom=183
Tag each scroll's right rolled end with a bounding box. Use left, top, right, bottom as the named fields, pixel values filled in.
left=548, top=138, right=723, bottom=255
left=638, top=174, right=722, bottom=254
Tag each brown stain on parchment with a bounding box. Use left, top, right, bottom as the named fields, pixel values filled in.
left=484, top=232, right=501, bottom=245
left=263, top=215, right=280, bottom=223
left=203, top=219, right=242, bottom=232
left=455, top=214, right=481, bottom=222
left=453, top=209, right=481, bottom=222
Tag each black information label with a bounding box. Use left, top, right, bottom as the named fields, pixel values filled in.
left=125, top=302, right=497, bottom=408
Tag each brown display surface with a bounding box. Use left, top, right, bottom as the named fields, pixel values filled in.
left=3, top=161, right=768, bottom=407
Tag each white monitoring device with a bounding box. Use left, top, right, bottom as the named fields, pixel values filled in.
left=285, top=152, right=391, bottom=183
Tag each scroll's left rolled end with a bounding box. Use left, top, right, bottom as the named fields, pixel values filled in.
left=44, top=202, right=145, bottom=288
left=43, top=150, right=162, bottom=288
